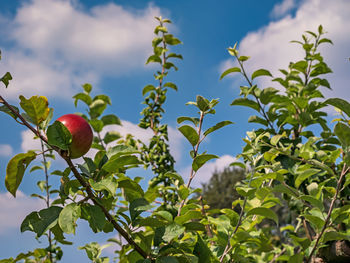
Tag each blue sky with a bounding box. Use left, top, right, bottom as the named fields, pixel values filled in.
left=0, top=0, right=350, bottom=261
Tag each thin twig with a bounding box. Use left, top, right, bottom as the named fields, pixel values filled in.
left=235, top=54, right=275, bottom=132
left=178, top=111, right=204, bottom=216
left=39, top=134, right=53, bottom=262
left=306, top=163, right=349, bottom=263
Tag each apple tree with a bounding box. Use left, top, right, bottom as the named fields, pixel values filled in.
left=1, top=17, right=350, bottom=263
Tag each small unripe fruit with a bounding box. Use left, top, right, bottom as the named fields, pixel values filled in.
left=56, top=114, right=93, bottom=159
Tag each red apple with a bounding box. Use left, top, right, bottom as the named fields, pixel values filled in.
left=57, top=114, right=93, bottom=159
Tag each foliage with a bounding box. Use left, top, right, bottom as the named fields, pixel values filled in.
left=201, top=167, right=245, bottom=210
left=1, top=17, right=350, bottom=263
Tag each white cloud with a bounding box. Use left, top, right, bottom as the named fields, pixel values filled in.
left=0, top=0, right=163, bottom=100
left=0, top=191, right=43, bottom=234
left=0, top=144, right=13, bottom=157
left=181, top=155, right=237, bottom=188
left=271, top=0, right=296, bottom=18
left=112, top=120, right=153, bottom=143
left=21, top=130, right=42, bottom=152
left=220, top=0, right=350, bottom=101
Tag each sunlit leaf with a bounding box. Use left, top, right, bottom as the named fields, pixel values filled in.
left=21, top=206, right=62, bottom=237
left=19, top=95, right=50, bottom=125
left=192, top=154, right=218, bottom=172
left=203, top=120, right=233, bottom=136
left=47, top=121, right=72, bottom=151
left=251, top=69, right=272, bottom=80
left=220, top=67, right=241, bottom=80
left=178, top=125, right=199, bottom=147
left=0, top=72, right=12, bottom=88
left=58, top=203, right=81, bottom=234
left=247, top=207, right=278, bottom=224
left=5, top=151, right=36, bottom=197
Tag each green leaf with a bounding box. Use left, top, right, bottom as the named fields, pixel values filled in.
left=291, top=61, right=308, bottom=72
left=323, top=231, right=350, bottom=242
left=238, top=55, right=250, bottom=62
left=334, top=122, right=350, bottom=150
left=93, top=95, right=111, bottom=105
left=73, top=93, right=92, bottom=107
left=295, top=168, right=320, bottom=188
left=142, top=85, right=156, bottom=96
left=192, top=154, right=218, bottom=172
left=156, top=257, right=179, bottom=263
left=303, top=214, right=324, bottom=230
left=90, top=119, right=104, bottom=132
left=47, top=121, right=72, bottom=151
left=164, top=62, right=178, bottom=70
left=230, top=162, right=246, bottom=169
left=196, top=95, right=210, bottom=111
left=260, top=87, right=279, bottom=105
left=154, top=211, right=173, bottom=222
left=101, top=114, right=121, bottom=126
left=81, top=205, right=107, bottom=233
left=220, top=67, right=241, bottom=80
left=164, top=34, right=182, bottom=45
left=299, top=195, right=324, bottom=211
left=138, top=217, right=165, bottom=228
left=102, top=155, right=141, bottom=172
left=19, top=95, right=50, bottom=125
left=21, top=206, right=62, bottom=237
left=0, top=72, right=12, bottom=88
left=271, top=133, right=286, bottom=146
left=118, top=178, right=144, bottom=202
left=318, top=38, right=333, bottom=45
left=58, top=203, right=81, bottom=234
left=129, top=198, right=152, bottom=222
left=231, top=98, right=260, bottom=111
left=5, top=151, right=36, bottom=197
left=178, top=125, right=199, bottom=147
left=89, top=99, right=107, bottom=119
left=166, top=53, right=183, bottom=60
left=247, top=207, right=278, bottom=224
left=310, top=62, right=332, bottom=77
left=89, top=176, right=118, bottom=196
left=193, top=234, right=212, bottom=263
left=152, top=37, right=162, bottom=48
left=203, top=120, right=233, bottom=136
left=154, top=26, right=168, bottom=34
left=251, top=69, right=272, bottom=80
left=163, top=223, right=185, bottom=242
left=106, top=145, right=138, bottom=159
left=0, top=104, right=20, bottom=120
left=177, top=116, right=200, bottom=126
left=248, top=115, right=268, bottom=126
left=163, top=82, right=178, bottom=91
left=82, top=83, right=92, bottom=93
left=177, top=185, right=190, bottom=200
left=146, top=55, right=162, bottom=64
left=103, top=131, right=121, bottom=144
left=288, top=253, right=303, bottom=263
left=175, top=210, right=202, bottom=225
